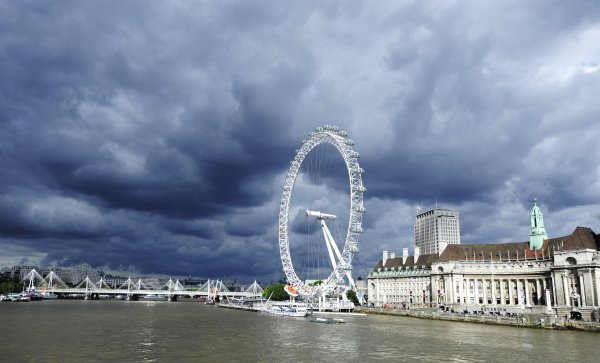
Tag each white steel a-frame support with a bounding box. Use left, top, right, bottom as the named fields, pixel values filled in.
left=306, top=210, right=356, bottom=291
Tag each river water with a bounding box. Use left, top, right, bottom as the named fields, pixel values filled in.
left=0, top=299, right=598, bottom=362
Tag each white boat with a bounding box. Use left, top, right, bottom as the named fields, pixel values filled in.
left=143, top=294, right=167, bottom=301
left=41, top=292, right=58, bottom=299
left=310, top=317, right=345, bottom=324
left=262, top=301, right=308, bottom=317
left=316, top=298, right=355, bottom=312
left=8, top=293, right=30, bottom=302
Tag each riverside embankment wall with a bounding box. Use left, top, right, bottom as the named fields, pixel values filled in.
left=357, top=307, right=600, bottom=332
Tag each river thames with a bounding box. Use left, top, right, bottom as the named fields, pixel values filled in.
left=1, top=300, right=598, bottom=362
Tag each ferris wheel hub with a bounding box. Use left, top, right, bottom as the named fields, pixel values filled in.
left=305, top=210, right=337, bottom=220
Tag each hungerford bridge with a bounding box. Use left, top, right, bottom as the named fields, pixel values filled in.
left=21, top=269, right=264, bottom=301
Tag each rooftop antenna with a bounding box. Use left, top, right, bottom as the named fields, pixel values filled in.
left=435, top=197, right=438, bottom=209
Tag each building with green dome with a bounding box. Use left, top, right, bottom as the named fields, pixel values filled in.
left=368, top=201, right=600, bottom=320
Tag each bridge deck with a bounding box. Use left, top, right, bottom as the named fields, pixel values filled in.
left=47, top=288, right=259, bottom=297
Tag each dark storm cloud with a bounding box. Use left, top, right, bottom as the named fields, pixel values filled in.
left=366, top=20, right=520, bottom=204
left=0, top=0, right=308, bottom=277
left=361, top=0, right=600, bottom=211
left=1, top=1, right=599, bottom=281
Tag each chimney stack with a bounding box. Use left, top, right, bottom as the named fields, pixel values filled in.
left=402, top=248, right=408, bottom=264
left=439, top=240, right=448, bottom=256
left=382, top=250, right=389, bottom=266
left=414, top=246, right=420, bottom=262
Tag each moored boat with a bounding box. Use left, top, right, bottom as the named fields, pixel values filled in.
left=143, top=294, right=167, bottom=301
left=41, top=292, right=58, bottom=299
left=8, top=293, right=31, bottom=302
left=26, top=291, right=43, bottom=301
left=262, top=301, right=308, bottom=317
left=310, top=317, right=345, bottom=324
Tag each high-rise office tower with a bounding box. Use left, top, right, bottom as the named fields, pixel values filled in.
left=414, top=208, right=460, bottom=255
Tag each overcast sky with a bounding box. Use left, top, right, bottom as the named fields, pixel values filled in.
left=1, top=1, right=599, bottom=283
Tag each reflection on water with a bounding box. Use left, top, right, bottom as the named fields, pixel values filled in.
left=137, top=320, right=156, bottom=360
left=1, top=300, right=599, bottom=362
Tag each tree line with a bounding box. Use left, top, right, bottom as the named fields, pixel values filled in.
left=0, top=278, right=24, bottom=294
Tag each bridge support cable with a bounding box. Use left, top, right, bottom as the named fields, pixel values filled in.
left=20, top=268, right=45, bottom=292
left=244, top=280, right=264, bottom=297
left=44, top=271, right=69, bottom=290
left=96, top=277, right=111, bottom=290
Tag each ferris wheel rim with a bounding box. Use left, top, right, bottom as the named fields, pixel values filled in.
left=278, top=125, right=365, bottom=297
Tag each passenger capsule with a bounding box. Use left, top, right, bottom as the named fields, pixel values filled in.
left=350, top=225, right=364, bottom=233
left=349, top=151, right=360, bottom=158
left=338, top=261, right=350, bottom=271
left=353, top=185, right=367, bottom=193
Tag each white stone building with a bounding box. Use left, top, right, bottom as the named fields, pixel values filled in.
left=369, top=203, right=600, bottom=320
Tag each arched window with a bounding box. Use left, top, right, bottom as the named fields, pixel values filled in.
left=566, top=257, right=577, bottom=265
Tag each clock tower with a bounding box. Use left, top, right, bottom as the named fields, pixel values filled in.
left=529, top=199, right=548, bottom=250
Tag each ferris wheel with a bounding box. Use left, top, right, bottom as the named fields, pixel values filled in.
left=278, top=125, right=366, bottom=297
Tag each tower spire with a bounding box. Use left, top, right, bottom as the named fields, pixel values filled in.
left=529, top=199, right=547, bottom=250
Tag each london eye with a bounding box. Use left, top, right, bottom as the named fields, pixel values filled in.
left=278, top=125, right=365, bottom=298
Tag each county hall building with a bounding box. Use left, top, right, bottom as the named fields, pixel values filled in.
left=368, top=202, right=600, bottom=320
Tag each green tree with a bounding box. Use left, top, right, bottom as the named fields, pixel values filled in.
left=346, top=289, right=359, bottom=305
left=0, top=282, right=15, bottom=294
left=0, top=281, right=23, bottom=294
left=262, top=283, right=290, bottom=301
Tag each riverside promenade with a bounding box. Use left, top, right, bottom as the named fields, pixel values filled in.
left=356, top=307, right=600, bottom=332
